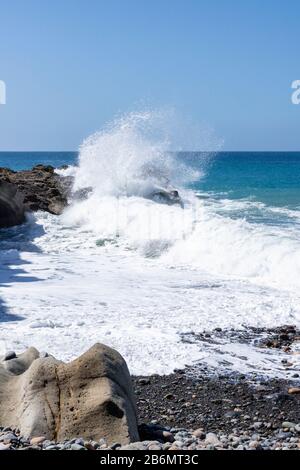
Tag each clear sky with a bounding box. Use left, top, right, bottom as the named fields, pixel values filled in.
left=0, top=0, right=299, bottom=151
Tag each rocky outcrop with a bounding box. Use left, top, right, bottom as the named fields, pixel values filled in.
left=0, top=180, right=25, bottom=228
left=0, top=165, right=69, bottom=215
left=0, top=344, right=139, bottom=445
left=148, top=189, right=184, bottom=208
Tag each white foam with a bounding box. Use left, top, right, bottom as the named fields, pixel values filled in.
left=163, top=199, right=300, bottom=292
left=0, top=210, right=299, bottom=378
left=0, top=111, right=299, bottom=378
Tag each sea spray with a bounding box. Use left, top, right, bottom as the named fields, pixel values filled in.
left=61, top=110, right=300, bottom=291
left=63, top=110, right=207, bottom=255
left=73, top=110, right=203, bottom=197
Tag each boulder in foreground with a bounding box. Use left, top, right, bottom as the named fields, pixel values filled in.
left=0, top=344, right=139, bottom=445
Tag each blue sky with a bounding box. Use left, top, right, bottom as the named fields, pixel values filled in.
left=0, top=0, right=299, bottom=150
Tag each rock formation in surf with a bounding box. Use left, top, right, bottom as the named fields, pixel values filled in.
left=147, top=188, right=184, bottom=208
left=0, top=180, right=26, bottom=228
left=0, top=344, right=139, bottom=445
left=0, top=165, right=70, bottom=216
left=0, top=162, right=184, bottom=230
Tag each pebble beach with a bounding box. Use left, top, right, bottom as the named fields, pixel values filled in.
left=1, top=367, right=299, bottom=451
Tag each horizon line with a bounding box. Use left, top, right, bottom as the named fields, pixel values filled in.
left=1, top=150, right=300, bottom=153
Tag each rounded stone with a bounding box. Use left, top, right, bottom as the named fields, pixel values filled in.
left=282, top=421, right=296, bottom=429
left=70, top=443, right=86, bottom=451
left=30, top=436, right=46, bottom=446
left=148, top=444, right=162, bottom=450
left=162, top=431, right=175, bottom=442
left=0, top=443, right=11, bottom=451
left=193, top=428, right=206, bottom=439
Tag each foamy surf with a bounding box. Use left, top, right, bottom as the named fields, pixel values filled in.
left=0, top=111, right=299, bottom=378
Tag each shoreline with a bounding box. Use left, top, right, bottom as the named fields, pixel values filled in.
left=1, top=369, right=299, bottom=450
left=0, top=326, right=299, bottom=450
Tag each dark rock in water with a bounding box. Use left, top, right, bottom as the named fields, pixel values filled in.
left=0, top=181, right=25, bottom=228
left=255, top=325, right=300, bottom=352
left=148, top=189, right=184, bottom=208
left=0, top=165, right=70, bottom=215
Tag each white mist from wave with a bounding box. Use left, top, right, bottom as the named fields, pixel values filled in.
left=62, top=110, right=211, bottom=256
left=61, top=110, right=300, bottom=292
left=73, top=109, right=203, bottom=197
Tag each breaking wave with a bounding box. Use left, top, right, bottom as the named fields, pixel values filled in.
left=62, top=110, right=300, bottom=292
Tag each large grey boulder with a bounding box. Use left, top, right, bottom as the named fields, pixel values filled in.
left=0, top=180, right=25, bottom=228
left=0, top=344, right=139, bottom=445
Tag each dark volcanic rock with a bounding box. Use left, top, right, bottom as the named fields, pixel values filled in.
left=0, top=165, right=69, bottom=215
left=0, top=180, right=25, bottom=228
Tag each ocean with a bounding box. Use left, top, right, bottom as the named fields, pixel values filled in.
left=0, top=116, right=299, bottom=378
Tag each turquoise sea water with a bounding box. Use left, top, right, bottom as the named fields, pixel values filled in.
left=0, top=151, right=77, bottom=171
left=181, top=152, right=300, bottom=209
